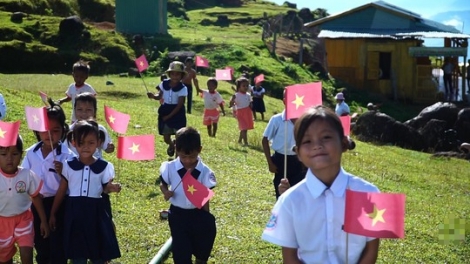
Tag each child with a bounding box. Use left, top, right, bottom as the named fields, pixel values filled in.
left=182, top=57, right=200, bottom=114
left=262, top=89, right=304, bottom=199
left=67, top=92, right=114, bottom=159
left=335, top=92, right=350, bottom=116
left=251, top=81, right=266, bottom=121
left=0, top=92, right=6, bottom=120
left=155, top=74, right=168, bottom=105
left=159, top=127, right=217, bottom=264
left=21, top=100, right=72, bottom=264
left=196, top=78, right=226, bottom=137
left=229, top=77, right=254, bottom=145
left=0, top=136, right=49, bottom=264
left=49, top=120, right=121, bottom=263
left=57, top=60, right=97, bottom=123
left=262, top=106, right=380, bottom=263
left=147, top=61, right=188, bottom=158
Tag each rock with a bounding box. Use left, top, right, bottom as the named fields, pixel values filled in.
left=128, top=68, right=139, bottom=77
left=420, top=119, right=447, bottom=151
left=283, top=1, right=297, bottom=8
left=11, top=12, right=27, bottom=23
left=167, top=51, right=196, bottom=62
left=404, top=102, right=459, bottom=130
left=435, top=129, right=461, bottom=152
left=59, top=16, right=84, bottom=38
left=106, top=81, right=114, bottom=85
left=454, top=108, right=470, bottom=143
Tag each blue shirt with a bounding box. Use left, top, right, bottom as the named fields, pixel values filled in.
left=263, top=110, right=296, bottom=155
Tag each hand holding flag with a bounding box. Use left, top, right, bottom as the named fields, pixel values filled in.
left=117, top=135, right=155, bottom=161
left=0, top=120, right=20, bottom=147
left=182, top=170, right=214, bottom=209
left=285, top=82, right=322, bottom=120
left=104, top=106, right=130, bottom=134
left=25, top=106, right=49, bottom=132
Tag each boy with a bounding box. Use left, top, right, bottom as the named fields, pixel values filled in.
left=182, top=57, right=200, bottom=114
left=159, top=127, right=217, bottom=264
left=262, top=89, right=305, bottom=199
left=57, top=60, right=96, bottom=122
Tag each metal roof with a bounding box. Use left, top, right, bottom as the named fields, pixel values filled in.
left=305, top=1, right=466, bottom=38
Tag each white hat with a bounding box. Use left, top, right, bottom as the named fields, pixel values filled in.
left=335, top=93, right=345, bottom=100
left=367, top=102, right=374, bottom=107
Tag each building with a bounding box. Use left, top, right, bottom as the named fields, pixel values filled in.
left=115, top=0, right=167, bottom=35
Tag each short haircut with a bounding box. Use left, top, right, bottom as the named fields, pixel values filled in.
left=175, top=127, right=201, bottom=155
left=207, top=77, right=218, bottom=87
left=74, top=92, right=97, bottom=117
left=0, top=135, right=24, bottom=153
left=73, top=60, right=90, bottom=74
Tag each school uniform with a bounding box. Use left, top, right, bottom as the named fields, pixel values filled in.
left=64, top=83, right=96, bottom=122
left=263, top=110, right=305, bottom=199
left=67, top=123, right=112, bottom=159
left=262, top=168, right=379, bottom=264
left=61, top=157, right=120, bottom=261
left=233, top=92, right=253, bottom=130
left=160, top=157, right=217, bottom=264
left=157, top=80, right=188, bottom=135
left=201, top=90, right=224, bottom=125
left=0, top=168, right=42, bottom=262
left=251, top=86, right=266, bottom=113
left=21, top=142, right=74, bottom=264
left=0, top=93, right=6, bottom=120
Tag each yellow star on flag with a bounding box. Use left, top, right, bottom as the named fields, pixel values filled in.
left=291, top=93, right=305, bottom=110
left=187, top=185, right=197, bottom=195
left=139, top=61, right=144, bottom=67
left=129, top=143, right=140, bottom=154
left=33, top=115, right=39, bottom=123
left=0, top=128, right=6, bottom=138
left=367, top=204, right=386, bottom=226
left=108, top=115, right=116, bottom=124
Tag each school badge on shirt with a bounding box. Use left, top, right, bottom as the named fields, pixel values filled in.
left=265, top=213, right=278, bottom=230
left=16, top=181, right=26, bottom=193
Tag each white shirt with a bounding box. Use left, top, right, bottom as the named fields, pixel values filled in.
left=0, top=93, right=6, bottom=120
left=251, top=86, right=266, bottom=97
left=0, top=168, right=42, bottom=217
left=335, top=102, right=350, bottom=116
left=21, top=142, right=74, bottom=197
left=67, top=123, right=111, bottom=159
left=262, top=168, right=379, bottom=264
left=62, top=157, right=114, bottom=198
left=263, top=110, right=296, bottom=155
left=233, top=92, right=252, bottom=109
left=158, top=83, right=188, bottom=105
left=160, top=157, right=216, bottom=209
left=202, top=90, right=224, bottom=110
left=65, top=83, right=96, bottom=121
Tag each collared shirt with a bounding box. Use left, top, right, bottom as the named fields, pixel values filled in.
left=67, top=123, right=111, bottom=159
left=262, top=168, right=379, bottom=264
left=21, top=142, right=74, bottom=197
left=0, top=93, right=6, bottom=120
left=65, top=83, right=96, bottom=121
left=158, top=82, right=188, bottom=105
left=251, top=86, right=265, bottom=97
left=233, top=92, right=252, bottom=109
left=335, top=102, right=350, bottom=116
left=62, top=157, right=114, bottom=198
left=263, top=110, right=296, bottom=155
left=0, top=168, right=42, bottom=217
left=202, top=90, right=224, bottom=110
left=160, top=157, right=216, bottom=209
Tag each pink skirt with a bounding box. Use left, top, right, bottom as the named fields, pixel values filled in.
left=236, top=107, right=254, bottom=130
left=203, top=109, right=220, bottom=125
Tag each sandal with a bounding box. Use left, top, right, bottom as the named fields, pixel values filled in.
left=166, top=142, right=175, bottom=157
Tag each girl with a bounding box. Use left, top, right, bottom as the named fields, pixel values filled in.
left=49, top=120, right=121, bottom=263
left=196, top=77, right=226, bottom=137
left=262, top=106, right=380, bottom=263
left=0, top=136, right=49, bottom=264
left=21, top=100, right=72, bottom=264
left=229, top=77, right=253, bottom=145
left=251, top=81, right=266, bottom=121
left=147, top=61, right=188, bottom=157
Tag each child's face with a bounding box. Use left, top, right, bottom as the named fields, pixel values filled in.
left=207, top=81, right=217, bottom=93
left=38, top=119, right=63, bottom=147
left=73, top=133, right=100, bottom=160
left=239, top=81, right=249, bottom=92
left=169, top=71, right=183, bottom=82
left=177, top=149, right=201, bottom=169
left=0, top=146, right=22, bottom=174
left=74, top=101, right=95, bottom=121
left=296, top=119, right=347, bottom=174
left=73, top=70, right=88, bottom=87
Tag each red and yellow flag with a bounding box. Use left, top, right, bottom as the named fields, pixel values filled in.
left=117, top=135, right=155, bottom=161
left=0, top=120, right=20, bottom=147
left=215, top=69, right=232, bottom=80
left=25, top=106, right=49, bottom=132
left=195, top=55, right=209, bottom=68
left=285, top=82, right=322, bottom=120
left=135, top=55, right=149, bottom=72
left=104, top=105, right=130, bottom=134
left=339, top=115, right=351, bottom=136
left=182, top=170, right=214, bottom=209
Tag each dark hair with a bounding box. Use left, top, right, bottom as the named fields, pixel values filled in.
left=72, top=60, right=90, bottom=74
left=0, top=135, right=24, bottom=153
left=294, top=106, right=345, bottom=148
left=34, top=98, right=69, bottom=142
left=207, top=77, right=218, bottom=87
left=185, top=57, right=194, bottom=63
left=175, top=127, right=201, bottom=155
left=235, top=77, right=249, bottom=90
left=74, top=92, right=97, bottom=118
left=160, top=74, right=168, bottom=82
left=66, top=120, right=105, bottom=148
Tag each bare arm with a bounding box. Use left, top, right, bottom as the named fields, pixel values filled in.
left=262, top=137, right=277, bottom=173
left=57, top=96, right=71, bottom=105
left=219, top=103, right=226, bottom=116
left=192, top=71, right=200, bottom=90
left=31, top=195, right=49, bottom=238
left=49, top=177, right=68, bottom=230
left=229, top=95, right=236, bottom=108
left=282, top=247, right=302, bottom=264
left=147, top=90, right=163, bottom=100
left=160, top=180, right=174, bottom=201
left=358, top=239, right=380, bottom=264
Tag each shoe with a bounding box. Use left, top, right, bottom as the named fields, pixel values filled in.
left=167, top=144, right=175, bottom=157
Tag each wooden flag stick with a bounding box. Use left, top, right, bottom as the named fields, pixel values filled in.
left=283, top=120, right=288, bottom=179
left=345, top=232, right=349, bottom=264
left=138, top=73, right=150, bottom=93
left=47, top=130, right=56, bottom=160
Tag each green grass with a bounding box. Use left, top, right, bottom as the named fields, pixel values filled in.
left=1, top=73, right=469, bottom=263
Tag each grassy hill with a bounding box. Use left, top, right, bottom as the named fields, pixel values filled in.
left=1, top=74, right=469, bottom=263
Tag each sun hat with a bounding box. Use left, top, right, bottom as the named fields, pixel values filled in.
left=367, top=102, right=374, bottom=107
left=165, top=61, right=187, bottom=78
left=335, top=92, right=345, bottom=100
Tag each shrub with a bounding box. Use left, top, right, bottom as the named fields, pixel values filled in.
left=0, top=27, right=33, bottom=42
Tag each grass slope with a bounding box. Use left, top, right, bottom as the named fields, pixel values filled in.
left=1, top=73, right=469, bottom=263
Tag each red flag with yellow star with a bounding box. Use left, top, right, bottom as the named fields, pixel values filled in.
left=215, top=69, right=232, bottom=80
left=117, top=135, right=155, bottom=160
left=25, top=106, right=49, bottom=132
left=339, top=115, right=351, bottom=136
left=104, top=105, right=130, bottom=134
left=285, top=82, right=322, bottom=120
left=135, top=55, right=149, bottom=72
left=0, top=120, right=20, bottom=147
left=344, top=189, right=405, bottom=238
left=182, top=170, right=214, bottom=209
left=195, top=55, right=209, bottom=68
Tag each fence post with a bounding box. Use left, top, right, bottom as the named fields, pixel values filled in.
left=272, top=32, right=277, bottom=55
left=298, top=38, right=304, bottom=65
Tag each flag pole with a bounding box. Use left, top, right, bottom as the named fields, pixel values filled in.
left=47, top=130, right=56, bottom=160
left=283, top=119, right=287, bottom=179
left=345, top=232, right=349, bottom=264
left=138, top=73, right=150, bottom=93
